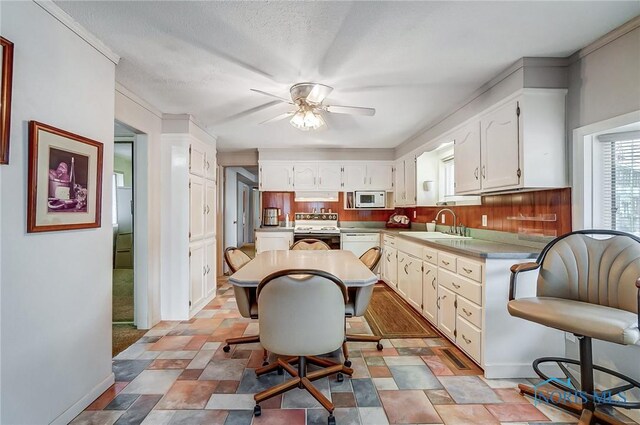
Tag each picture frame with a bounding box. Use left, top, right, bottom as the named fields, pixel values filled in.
left=0, top=36, right=14, bottom=165
left=27, top=121, right=103, bottom=233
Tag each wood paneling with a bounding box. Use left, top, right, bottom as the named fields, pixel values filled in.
left=261, top=188, right=572, bottom=236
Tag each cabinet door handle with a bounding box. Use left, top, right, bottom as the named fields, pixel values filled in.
left=462, top=334, right=472, bottom=344
left=206, top=205, right=210, bottom=214
left=462, top=307, right=472, bottom=317
left=462, top=267, right=473, bottom=274
left=203, top=266, right=207, bottom=276
left=441, top=260, right=450, bottom=266
left=482, top=165, right=486, bottom=179
left=404, top=264, right=409, bottom=274
left=425, top=269, right=431, bottom=275
left=452, top=282, right=461, bottom=289
left=364, top=176, right=367, bottom=185
left=319, top=177, right=322, bottom=185
left=432, top=277, right=436, bottom=289
left=399, top=257, right=404, bottom=263
left=369, top=177, right=372, bottom=185
left=474, top=167, right=479, bottom=180
left=437, top=297, right=440, bottom=309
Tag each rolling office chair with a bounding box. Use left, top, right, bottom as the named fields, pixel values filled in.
left=290, top=239, right=331, bottom=250
left=252, top=269, right=354, bottom=425
left=342, top=247, right=384, bottom=367
left=508, top=230, right=640, bottom=425
left=222, top=247, right=267, bottom=364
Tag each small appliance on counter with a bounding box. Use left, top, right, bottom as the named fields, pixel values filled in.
left=386, top=212, right=411, bottom=229
left=262, top=207, right=280, bottom=226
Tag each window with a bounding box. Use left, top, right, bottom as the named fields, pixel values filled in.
left=596, top=131, right=640, bottom=235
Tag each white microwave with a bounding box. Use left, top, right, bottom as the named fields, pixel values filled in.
left=355, top=191, right=385, bottom=208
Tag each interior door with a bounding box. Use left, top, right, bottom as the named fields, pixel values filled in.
left=438, top=286, right=456, bottom=340
left=481, top=101, right=520, bottom=190
left=454, top=122, right=482, bottom=194
left=189, top=176, right=205, bottom=241
left=343, top=164, right=367, bottom=190
left=422, top=262, right=438, bottom=324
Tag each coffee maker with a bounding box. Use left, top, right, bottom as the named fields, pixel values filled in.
left=262, top=207, right=280, bottom=226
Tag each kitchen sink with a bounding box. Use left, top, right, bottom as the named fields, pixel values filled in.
left=398, top=231, right=472, bottom=240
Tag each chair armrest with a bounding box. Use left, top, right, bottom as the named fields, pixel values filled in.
left=509, top=262, right=540, bottom=301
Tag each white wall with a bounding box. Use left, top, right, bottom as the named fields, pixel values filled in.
left=566, top=22, right=640, bottom=421
left=115, top=84, right=164, bottom=328
left=0, top=2, right=116, bottom=423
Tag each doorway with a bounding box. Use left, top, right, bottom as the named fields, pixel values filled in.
left=223, top=167, right=258, bottom=266
left=112, top=124, right=146, bottom=356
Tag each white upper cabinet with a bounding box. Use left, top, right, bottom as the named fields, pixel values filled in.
left=343, top=164, right=367, bottom=190
left=317, top=163, right=343, bottom=190
left=368, top=163, right=394, bottom=190
left=454, top=121, right=482, bottom=194
left=395, top=156, right=416, bottom=206
left=204, top=146, right=216, bottom=181
left=259, top=160, right=394, bottom=192
left=481, top=100, right=521, bottom=191
left=450, top=89, right=566, bottom=194
left=259, top=162, right=293, bottom=191
left=292, top=163, right=318, bottom=190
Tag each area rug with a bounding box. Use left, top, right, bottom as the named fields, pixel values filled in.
left=113, top=269, right=134, bottom=322
left=364, top=283, right=438, bottom=338
left=112, top=324, right=146, bottom=357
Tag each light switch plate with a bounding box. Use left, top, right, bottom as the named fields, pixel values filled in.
left=482, top=215, right=488, bottom=227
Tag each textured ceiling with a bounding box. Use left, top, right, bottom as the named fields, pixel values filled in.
left=56, top=1, right=639, bottom=151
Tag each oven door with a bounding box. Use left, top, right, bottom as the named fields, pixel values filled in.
left=293, top=233, right=341, bottom=250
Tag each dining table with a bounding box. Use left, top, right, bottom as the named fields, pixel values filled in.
left=229, top=249, right=379, bottom=288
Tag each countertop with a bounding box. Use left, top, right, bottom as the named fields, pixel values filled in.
left=257, top=226, right=540, bottom=259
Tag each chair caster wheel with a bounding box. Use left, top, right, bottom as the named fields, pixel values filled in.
left=262, top=361, right=269, bottom=367
left=344, top=360, right=352, bottom=367
left=253, top=405, right=261, bottom=416
left=336, top=373, right=344, bottom=383
left=328, top=414, right=336, bottom=425
left=223, top=345, right=231, bottom=353
left=277, top=365, right=284, bottom=375
left=376, top=342, right=383, bottom=351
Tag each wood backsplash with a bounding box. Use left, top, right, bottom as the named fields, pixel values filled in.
left=262, top=188, right=572, bottom=236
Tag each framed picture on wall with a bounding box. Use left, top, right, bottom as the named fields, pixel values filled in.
left=0, top=36, right=14, bottom=165
left=27, top=121, right=103, bottom=233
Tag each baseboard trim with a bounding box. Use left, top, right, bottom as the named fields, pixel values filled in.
left=50, top=373, right=115, bottom=425
left=483, top=362, right=563, bottom=380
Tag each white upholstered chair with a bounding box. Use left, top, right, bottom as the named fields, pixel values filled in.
left=508, top=230, right=640, bottom=425
left=252, top=269, right=354, bottom=425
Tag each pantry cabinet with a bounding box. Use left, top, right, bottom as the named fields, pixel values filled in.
left=454, top=89, right=567, bottom=194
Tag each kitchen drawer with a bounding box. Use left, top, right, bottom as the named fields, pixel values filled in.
left=383, top=234, right=396, bottom=247
left=398, top=239, right=423, bottom=258
left=438, top=252, right=457, bottom=272
left=422, top=246, right=438, bottom=265
left=438, top=269, right=482, bottom=306
left=457, top=258, right=482, bottom=283
left=457, top=296, right=482, bottom=329
left=456, top=316, right=482, bottom=364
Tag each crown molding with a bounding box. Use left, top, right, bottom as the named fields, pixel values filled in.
left=115, top=83, right=163, bottom=118
left=34, top=0, right=120, bottom=64
left=574, top=14, right=640, bottom=61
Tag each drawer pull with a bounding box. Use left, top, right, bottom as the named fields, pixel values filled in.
left=452, top=282, right=461, bottom=289
left=462, top=334, right=472, bottom=344
left=441, top=260, right=450, bottom=265
left=462, top=267, right=473, bottom=274
left=432, top=277, right=436, bottom=289
left=462, top=308, right=472, bottom=317
left=425, top=254, right=433, bottom=259
left=399, top=257, right=405, bottom=263
left=425, top=269, right=431, bottom=275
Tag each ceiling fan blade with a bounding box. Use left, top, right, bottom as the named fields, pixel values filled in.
left=250, top=89, right=293, bottom=104
left=259, top=111, right=295, bottom=124
left=324, top=104, right=376, bottom=116
left=306, top=84, right=333, bottom=104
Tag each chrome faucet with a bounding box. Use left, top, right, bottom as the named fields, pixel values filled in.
left=435, top=208, right=457, bottom=234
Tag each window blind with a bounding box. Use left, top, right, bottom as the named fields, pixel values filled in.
left=599, top=131, right=640, bottom=234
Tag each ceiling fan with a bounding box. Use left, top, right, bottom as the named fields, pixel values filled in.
left=250, top=83, right=375, bottom=131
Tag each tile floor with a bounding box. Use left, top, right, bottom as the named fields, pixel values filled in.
left=72, top=281, right=638, bottom=425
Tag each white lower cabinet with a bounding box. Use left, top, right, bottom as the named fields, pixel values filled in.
left=189, top=242, right=205, bottom=310
left=205, top=239, right=216, bottom=298
left=255, top=231, right=293, bottom=253
left=422, top=262, right=438, bottom=324
left=457, top=314, right=482, bottom=363
left=386, top=247, right=398, bottom=288
left=437, top=285, right=457, bottom=341
left=406, top=259, right=423, bottom=311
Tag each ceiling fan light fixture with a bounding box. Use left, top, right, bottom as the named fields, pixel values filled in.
left=290, top=108, right=325, bottom=131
